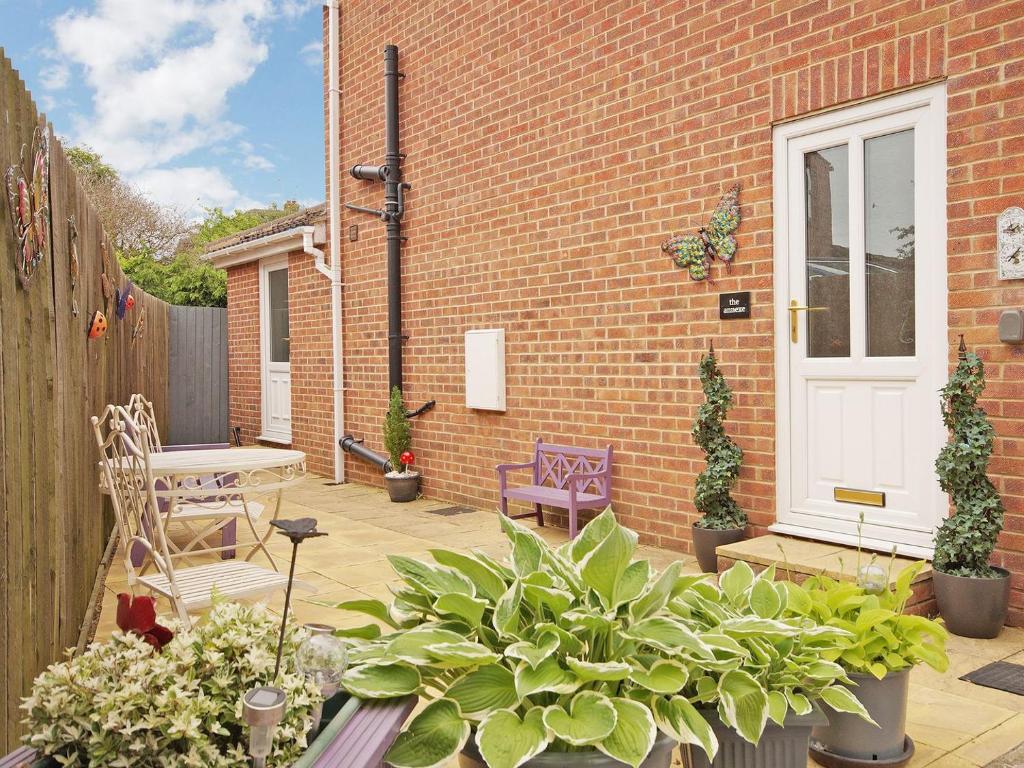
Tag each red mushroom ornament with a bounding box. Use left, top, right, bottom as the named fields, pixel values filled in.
left=400, top=451, right=415, bottom=470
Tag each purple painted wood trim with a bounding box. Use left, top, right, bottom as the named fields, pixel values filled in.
left=311, top=696, right=416, bottom=768
left=0, top=746, right=35, bottom=768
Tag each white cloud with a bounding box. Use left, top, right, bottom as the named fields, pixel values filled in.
left=281, top=0, right=320, bottom=19
left=39, top=62, right=70, bottom=90
left=300, top=40, right=321, bottom=68
left=132, top=166, right=263, bottom=219
left=239, top=141, right=275, bottom=171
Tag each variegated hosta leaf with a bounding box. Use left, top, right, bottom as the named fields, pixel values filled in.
left=785, top=687, right=812, bottom=715
left=447, top=665, right=519, bottom=719
left=335, top=598, right=400, bottom=628
left=388, top=627, right=467, bottom=665
left=628, top=659, right=688, bottom=694
left=433, top=593, right=488, bottom=627
left=477, top=708, right=550, bottom=768
left=493, top=580, right=522, bottom=638
left=719, top=560, right=755, bottom=605
left=562, top=608, right=615, bottom=634
left=514, top=657, right=580, bottom=698
left=718, top=617, right=802, bottom=639
left=629, top=562, right=700, bottom=622
left=506, top=634, right=559, bottom=670
left=614, top=560, right=651, bottom=608
left=333, top=623, right=382, bottom=640
left=388, top=555, right=476, bottom=598
left=569, top=506, right=619, bottom=563
left=423, top=642, right=499, bottom=669
left=749, top=579, right=782, bottom=619
left=623, top=617, right=713, bottom=658
left=805, top=660, right=849, bottom=682
left=653, top=696, right=718, bottom=761
left=820, top=685, right=875, bottom=724
left=531, top=622, right=585, bottom=656
left=498, top=515, right=543, bottom=575
left=566, top=657, right=632, bottom=682
left=766, top=690, right=788, bottom=725
left=579, top=520, right=638, bottom=609
left=385, top=699, right=470, bottom=768
left=542, top=691, right=617, bottom=746
left=717, top=669, right=768, bottom=745
left=596, top=698, right=657, bottom=768
left=429, top=549, right=508, bottom=601
left=522, top=583, right=572, bottom=617
left=342, top=662, right=421, bottom=697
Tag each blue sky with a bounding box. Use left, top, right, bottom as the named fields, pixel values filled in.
left=0, top=0, right=325, bottom=217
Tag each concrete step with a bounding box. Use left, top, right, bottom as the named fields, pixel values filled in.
left=716, top=534, right=935, bottom=615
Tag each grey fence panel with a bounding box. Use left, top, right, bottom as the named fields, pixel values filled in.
left=168, top=306, right=228, bottom=445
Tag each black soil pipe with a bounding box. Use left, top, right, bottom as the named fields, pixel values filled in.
left=384, top=44, right=403, bottom=394
left=340, top=436, right=392, bottom=473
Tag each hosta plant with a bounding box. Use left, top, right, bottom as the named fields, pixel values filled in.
left=789, top=561, right=949, bottom=679
left=22, top=600, right=320, bottom=767
left=337, top=509, right=871, bottom=768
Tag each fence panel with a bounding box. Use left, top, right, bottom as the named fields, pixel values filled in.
left=0, top=51, right=170, bottom=750
left=168, top=305, right=228, bottom=445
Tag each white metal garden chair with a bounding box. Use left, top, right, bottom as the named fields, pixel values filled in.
left=122, top=394, right=277, bottom=568
left=92, top=405, right=311, bottom=626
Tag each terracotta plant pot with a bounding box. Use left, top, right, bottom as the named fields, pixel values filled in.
left=810, top=670, right=914, bottom=767
left=691, top=524, right=746, bottom=573
left=679, top=706, right=828, bottom=768
left=459, top=731, right=677, bottom=768
left=384, top=472, right=420, bottom=503
left=932, top=567, right=1010, bottom=639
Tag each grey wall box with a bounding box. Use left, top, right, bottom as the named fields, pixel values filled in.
left=998, top=309, right=1024, bottom=343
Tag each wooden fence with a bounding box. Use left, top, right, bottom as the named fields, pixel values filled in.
left=168, top=306, right=228, bottom=445
left=0, top=52, right=169, bottom=749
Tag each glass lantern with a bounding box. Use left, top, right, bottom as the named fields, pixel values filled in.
left=296, top=624, right=349, bottom=735
left=857, top=563, right=888, bottom=595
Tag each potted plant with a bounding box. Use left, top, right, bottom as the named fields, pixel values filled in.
left=793, top=560, right=949, bottom=768
left=931, top=340, right=1010, bottom=638
left=691, top=346, right=746, bottom=572
left=383, top=385, right=420, bottom=503
left=336, top=509, right=868, bottom=768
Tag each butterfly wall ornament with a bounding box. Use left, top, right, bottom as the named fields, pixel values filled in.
left=5, top=124, right=51, bottom=289
left=662, top=183, right=741, bottom=282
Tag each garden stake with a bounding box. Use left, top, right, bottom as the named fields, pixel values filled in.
left=269, top=518, right=327, bottom=680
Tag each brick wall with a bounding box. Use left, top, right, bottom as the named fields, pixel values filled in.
left=226, top=261, right=261, bottom=446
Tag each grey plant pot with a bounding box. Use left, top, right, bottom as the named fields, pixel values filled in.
left=679, top=705, right=828, bottom=768
left=932, top=567, right=1010, bottom=639
left=384, top=472, right=420, bottom=503
left=810, top=670, right=909, bottom=763
left=458, top=731, right=677, bottom=768
left=691, top=524, right=746, bottom=573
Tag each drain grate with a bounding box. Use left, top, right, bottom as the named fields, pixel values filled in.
left=960, top=661, right=1024, bottom=696
left=426, top=505, right=475, bottom=517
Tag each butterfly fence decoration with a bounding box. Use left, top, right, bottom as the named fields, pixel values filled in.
left=5, top=124, right=51, bottom=289
left=661, top=183, right=740, bottom=282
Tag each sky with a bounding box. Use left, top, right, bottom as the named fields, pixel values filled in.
left=0, top=0, right=325, bottom=218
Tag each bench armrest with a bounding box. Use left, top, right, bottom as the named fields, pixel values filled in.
left=496, top=461, right=534, bottom=474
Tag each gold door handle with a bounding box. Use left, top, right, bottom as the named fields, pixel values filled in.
left=789, top=300, right=828, bottom=343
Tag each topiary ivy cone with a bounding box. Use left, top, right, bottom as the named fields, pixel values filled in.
left=933, top=349, right=1005, bottom=578
left=383, top=386, right=412, bottom=473
left=692, top=349, right=746, bottom=530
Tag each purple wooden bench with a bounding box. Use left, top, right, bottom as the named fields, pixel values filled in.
left=497, top=438, right=613, bottom=538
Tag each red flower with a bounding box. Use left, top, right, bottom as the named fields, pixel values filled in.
left=116, top=594, right=174, bottom=651
left=400, top=451, right=415, bottom=467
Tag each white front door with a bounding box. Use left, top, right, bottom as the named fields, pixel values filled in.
left=773, top=84, right=947, bottom=556
left=260, top=257, right=291, bottom=443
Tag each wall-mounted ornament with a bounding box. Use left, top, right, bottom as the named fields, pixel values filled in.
left=68, top=215, right=80, bottom=316
left=99, top=239, right=114, bottom=314
left=997, top=206, right=1024, bottom=281
left=116, top=281, right=134, bottom=320
left=131, top=306, right=146, bottom=347
left=4, top=124, right=50, bottom=289
left=87, top=310, right=108, bottom=339
left=662, top=183, right=741, bottom=282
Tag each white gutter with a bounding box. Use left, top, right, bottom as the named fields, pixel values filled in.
left=326, top=0, right=345, bottom=483
left=305, top=229, right=330, bottom=279
left=205, top=226, right=314, bottom=269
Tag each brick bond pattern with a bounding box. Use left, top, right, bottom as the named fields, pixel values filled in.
left=226, top=0, right=1024, bottom=624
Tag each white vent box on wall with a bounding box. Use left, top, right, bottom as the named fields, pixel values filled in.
left=465, top=329, right=506, bottom=411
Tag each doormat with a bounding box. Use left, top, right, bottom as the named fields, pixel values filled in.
left=426, top=505, right=474, bottom=516
left=960, top=661, right=1024, bottom=696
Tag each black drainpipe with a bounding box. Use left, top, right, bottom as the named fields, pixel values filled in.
left=342, top=44, right=435, bottom=473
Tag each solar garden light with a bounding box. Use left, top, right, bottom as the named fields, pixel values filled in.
left=297, top=623, right=348, bottom=737
left=242, top=518, right=327, bottom=767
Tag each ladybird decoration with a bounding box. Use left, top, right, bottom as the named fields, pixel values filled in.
left=87, top=310, right=108, bottom=339
left=125, top=294, right=136, bottom=311
left=116, top=281, right=134, bottom=320
left=4, top=124, right=50, bottom=289
left=662, top=183, right=741, bottom=282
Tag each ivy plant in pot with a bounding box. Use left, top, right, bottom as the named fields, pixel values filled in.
left=792, top=561, right=949, bottom=768
left=336, top=509, right=869, bottom=768
left=931, top=341, right=1010, bottom=638
left=384, top=385, right=420, bottom=503
left=691, top=346, right=746, bottom=573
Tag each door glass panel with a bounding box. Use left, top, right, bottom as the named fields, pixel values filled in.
left=865, top=129, right=915, bottom=357
left=268, top=268, right=290, bottom=363
left=804, top=144, right=850, bottom=357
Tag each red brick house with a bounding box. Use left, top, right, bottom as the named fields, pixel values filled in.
left=206, top=0, right=1024, bottom=624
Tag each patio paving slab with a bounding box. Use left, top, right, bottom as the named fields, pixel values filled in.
left=89, top=475, right=1024, bottom=768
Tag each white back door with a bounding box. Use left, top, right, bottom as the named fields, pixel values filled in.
left=260, top=257, right=291, bottom=443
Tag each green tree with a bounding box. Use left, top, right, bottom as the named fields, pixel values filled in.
left=933, top=345, right=1005, bottom=577
left=692, top=347, right=746, bottom=530
left=383, top=386, right=412, bottom=473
